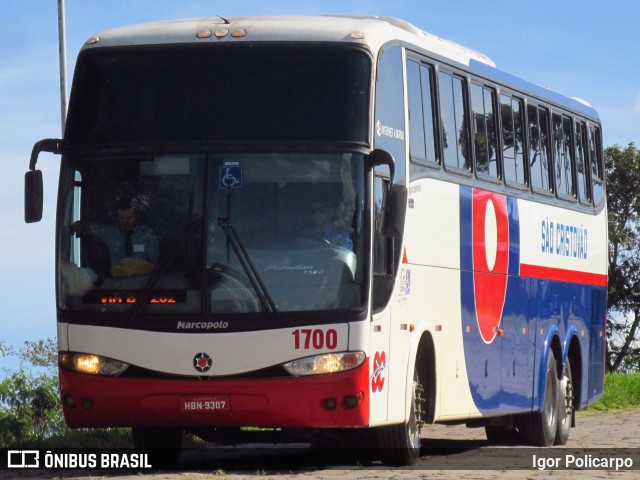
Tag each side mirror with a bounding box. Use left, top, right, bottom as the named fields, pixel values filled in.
left=24, top=138, right=62, bottom=224
left=370, top=148, right=407, bottom=239
left=25, top=170, right=44, bottom=223
left=369, top=148, right=395, bottom=184
left=381, top=183, right=408, bottom=238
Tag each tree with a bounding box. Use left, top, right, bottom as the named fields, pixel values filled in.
left=0, top=369, right=64, bottom=447
left=605, top=142, right=640, bottom=371
left=17, top=338, right=57, bottom=372
left=0, top=338, right=63, bottom=446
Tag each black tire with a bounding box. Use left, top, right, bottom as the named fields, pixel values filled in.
left=132, top=426, right=183, bottom=468
left=520, top=350, right=559, bottom=446
left=555, top=356, right=574, bottom=445
left=378, top=369, right=424, bottom=466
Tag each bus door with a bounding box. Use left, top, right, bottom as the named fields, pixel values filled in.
left=369, top=43, right=407, bottom=424
left=369, top=173, right=393, bottom=423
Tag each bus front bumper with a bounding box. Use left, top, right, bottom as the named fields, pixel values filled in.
left=59, top=363, right=370, bottom=429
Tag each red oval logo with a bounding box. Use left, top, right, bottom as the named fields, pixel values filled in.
left=472, top=190, right=509, bottom=343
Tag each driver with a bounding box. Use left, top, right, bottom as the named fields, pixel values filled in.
left=307, top=200, right=353, bottom=250
left=72, top=196, right=160, bottom=278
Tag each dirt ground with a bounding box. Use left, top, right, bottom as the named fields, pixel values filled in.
left=4, top=409, right=640, bottom=479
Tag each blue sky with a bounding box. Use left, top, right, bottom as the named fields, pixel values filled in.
left=1, top=1, right=638, bottom=372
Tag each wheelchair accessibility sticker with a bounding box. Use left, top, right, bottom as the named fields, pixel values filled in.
left=220, top=163, right=243, bottom=189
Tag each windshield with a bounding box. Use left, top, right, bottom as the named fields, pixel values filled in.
left=58, top=153, right=366, bottom=320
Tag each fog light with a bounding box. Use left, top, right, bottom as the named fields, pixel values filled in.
left=324, top=398, right=337, bottom=410
left=63, top=395, right=76, bottom=408
left=343, top=395, right=359, bottom=409
left=81, top=398, right=94, bottom=410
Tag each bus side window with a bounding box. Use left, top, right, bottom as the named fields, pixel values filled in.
left=372, top=174, right=394, bottom=312
left=501, top=94, right=526, bottom=186
left=552, top=113, right=576, bottom=199
left=589, top=125, right=605, bottom=205
left=471, top=83, right=498, bottom=179
left=575, top=121, right=591, bottom=204
left=438, top=70, right=470, bottom=172
left=407, top=59, right=437, bottom=167
left=528, top=105, right=552, bottom=193
left=373, top=175, right=392, bottom=275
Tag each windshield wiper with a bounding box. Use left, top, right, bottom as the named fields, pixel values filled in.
left=126, top=190, right=197, bottom=320
left=217, top=215, right=279, bottom=318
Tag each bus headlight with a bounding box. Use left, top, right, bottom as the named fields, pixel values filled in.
left=283, top=351, right=366, bottom=376
left=59, top=352, right=129, bottom=376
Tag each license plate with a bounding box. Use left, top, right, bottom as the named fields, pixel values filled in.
left=180, top=395, right=230, bottom=413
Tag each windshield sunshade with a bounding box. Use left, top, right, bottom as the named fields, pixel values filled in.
left=65, top=44, right=371, bottom=146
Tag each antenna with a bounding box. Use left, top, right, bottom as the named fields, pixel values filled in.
left=57, top=0, right=68, bottom=136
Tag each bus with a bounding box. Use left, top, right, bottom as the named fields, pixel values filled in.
left=25, top=15, right=607, bottom=466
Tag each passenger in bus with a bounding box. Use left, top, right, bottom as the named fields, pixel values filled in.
left=306, top=200, right=353, bottom=250
left=72, top=196, right=160, bottom=278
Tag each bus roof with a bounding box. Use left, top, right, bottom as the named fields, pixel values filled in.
left=83, top=15, right=496, bottom=67
left=83, top=15, right=598, bottom=120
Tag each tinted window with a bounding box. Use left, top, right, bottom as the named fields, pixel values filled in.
left=407, top=60, right=437, bottom=166
left=552, top=114, right=576, bottom=198
left=575, top=121, right=590, bottom=203
left=589, top=125, right=605, bottom=205
left=375, top=46, right=406, bottom=183
left=66, top=44, right=371, bottom=146
left=528, top=105, right=552, bottom=192
left=438, top=70, right=470, bottom=171
left=501, top=94, right=526, bottom=186
left=471, top=83, right=498, bottom=178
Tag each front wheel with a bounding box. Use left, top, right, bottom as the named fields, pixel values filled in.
left=377, top=369, right=424, bottom=466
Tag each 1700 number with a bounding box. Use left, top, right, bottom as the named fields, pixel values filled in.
left=292, top=328, right=338, bottom=350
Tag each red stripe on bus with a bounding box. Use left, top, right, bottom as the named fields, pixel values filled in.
left=520, top=263, right=607, bottom=287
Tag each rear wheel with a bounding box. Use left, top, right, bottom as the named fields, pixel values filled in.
left=378, top=368, right=424, bottom=466
left=132, top=426, right=183, bottom=468
left=555, top=357, right=574, bottom=445
left=520, top=350, right=558, bottom=446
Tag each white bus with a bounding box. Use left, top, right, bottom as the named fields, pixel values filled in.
left=25, top=15, right=607, bottom=466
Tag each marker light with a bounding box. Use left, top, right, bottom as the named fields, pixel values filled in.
left=349, top=32, right=365, bottom=40
left=231, top=29, right=246, bottom=37
left=196, top=29, right=212, bottom=39
left=214, top=28, right=229, bottom=38
left=85, top=36, right=100, bottom=45
left=59, top=352, right=129, bottom=376
left=284, top=351, right=365, bottom=376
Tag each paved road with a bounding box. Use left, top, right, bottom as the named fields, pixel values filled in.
left=7, top=409, right=640, bottom=479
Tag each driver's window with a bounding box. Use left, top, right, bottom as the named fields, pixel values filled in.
left=373, top=174, right=392, bottom=276
left=372, top=174, right=394, bottom=313
left=71, top=170, right=82, bottom=266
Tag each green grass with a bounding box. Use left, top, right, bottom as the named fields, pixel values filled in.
left=586, top=372, right=640, bottom=411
